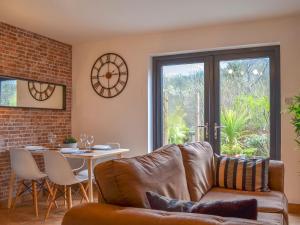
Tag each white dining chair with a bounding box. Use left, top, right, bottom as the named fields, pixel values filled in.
left=43, top=150, right=89, bottom=220
left=10, top=148, right=54, bottom=217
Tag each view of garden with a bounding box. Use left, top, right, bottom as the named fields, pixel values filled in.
left=162, top=57, right=270, bottom=158
left=0, top=79, right=16, bottom=106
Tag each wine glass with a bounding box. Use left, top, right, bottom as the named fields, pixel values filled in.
left=48, top=132, right=56, bottom=148
left=80, top=133, right=87, bottom=149
left=86, top=135, right=94, bottom=150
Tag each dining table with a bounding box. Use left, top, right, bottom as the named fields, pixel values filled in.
left=7, top=147, right=130, bottom=208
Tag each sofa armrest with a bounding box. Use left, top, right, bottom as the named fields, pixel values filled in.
left=268, top=160, right=284, bottom=192
left=62, top=203, right=276, bottom=225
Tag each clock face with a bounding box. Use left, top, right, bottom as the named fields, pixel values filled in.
left=28, top=81, right=56, bottom=101
left=91, top=53, right=128, bottom=98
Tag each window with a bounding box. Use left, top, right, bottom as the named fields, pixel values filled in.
left=152, top=46, right=280, bottom=159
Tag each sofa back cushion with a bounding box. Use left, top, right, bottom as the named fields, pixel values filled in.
left=94, top=144, right=191, bottom=208
left=178, top=142, right=214, bottom=201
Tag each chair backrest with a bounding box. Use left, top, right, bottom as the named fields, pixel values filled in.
left=44, top=150, right=77, bottom=186
left=67, top=158, right=85, bottom=170
left=10, top=148, right=43, bottom=180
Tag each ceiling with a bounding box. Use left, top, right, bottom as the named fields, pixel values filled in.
left=0, top=0, right=300, bottom=44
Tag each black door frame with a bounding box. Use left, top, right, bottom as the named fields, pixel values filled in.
left=152, top=46, right=281, bottom=160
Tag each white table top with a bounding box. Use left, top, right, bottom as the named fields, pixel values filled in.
left=62, top=148, right=129, bottom=159
left=25, top=148, right=129, bottom=159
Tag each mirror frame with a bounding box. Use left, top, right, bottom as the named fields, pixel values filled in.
left=0, top=74, right=67, bottom=110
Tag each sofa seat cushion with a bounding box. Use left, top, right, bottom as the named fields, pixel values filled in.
left=94, top=144, right=191, bottom=208
left=62, top=203, right=282, bottom=225
left=178, top=142, right=214, bottom=201
left=200, top=187, right=288, bottom=223
left=257, top=212, right=283, bottom=225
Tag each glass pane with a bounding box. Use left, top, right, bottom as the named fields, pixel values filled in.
left=219, top=58, right=270, bottom=158
left=162, top=63, right=205, bottom=145
left=0, top=79, right=17, bottom=106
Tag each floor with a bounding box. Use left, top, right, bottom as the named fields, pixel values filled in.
left=0, top=197, right=74, bottom=225
left=0, top=199, right=299, bottom=225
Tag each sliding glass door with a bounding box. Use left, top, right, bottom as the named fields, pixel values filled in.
left=161, top=62, right=207, bottom=145
left=153, top=46, right=280, bottom=159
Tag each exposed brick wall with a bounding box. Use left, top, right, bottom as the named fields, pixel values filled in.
left=0, top=22, right=72, bottom=202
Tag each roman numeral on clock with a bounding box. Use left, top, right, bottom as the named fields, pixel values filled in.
left=93, top=82, right=101, bottom=89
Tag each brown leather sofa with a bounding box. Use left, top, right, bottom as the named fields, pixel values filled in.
left=62, top=142, right=287, bottom=225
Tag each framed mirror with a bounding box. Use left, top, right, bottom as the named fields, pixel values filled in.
left=0, top=75, right=66, bottom=110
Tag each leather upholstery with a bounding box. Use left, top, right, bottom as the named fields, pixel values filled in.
left=63, top=142, right=287, bottom=225
left=200, top=187, right=288, bottom=225
left=178, top=142, right=214, bottom=201
left=94, top=144, right=190, bottom=208
left=62, top=203, right=281, bottom=225
left=269, top=160, right=285, bottom=192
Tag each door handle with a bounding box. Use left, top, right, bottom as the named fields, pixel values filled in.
left=197, top=123, right=209, bottom=139
left=214, top=123, right=225, bottom=140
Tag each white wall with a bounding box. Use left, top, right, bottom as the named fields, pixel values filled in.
left=72, top=15, right=300, bottom=203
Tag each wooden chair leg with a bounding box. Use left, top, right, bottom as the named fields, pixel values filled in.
left=10, top=181, right=24, bottom=212
left=80, top=183, right=89, bottom=204
left=64, top=185, right=67, bottom=208
left=32, top=180, right=39, bottom=217
left=79, top=183, right=89, bottom=203
left=44, top=185, right=58, bottom=221
left=44, top=179, right=58, bottom=208
left=67, top=186, right=72, bottom=209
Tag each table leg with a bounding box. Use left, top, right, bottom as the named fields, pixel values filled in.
left=117, top=153, right=122, bottom=159
left=7, top=170, right=16, bottom=208
left=87, top=159, right=93, bottom=202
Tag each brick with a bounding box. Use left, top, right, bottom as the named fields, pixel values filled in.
left=0, top=22, right=72, bottom=201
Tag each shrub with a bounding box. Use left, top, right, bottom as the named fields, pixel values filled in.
left=166, top=107, right=190, bottom=144
left=220, top=109, right=249, bottom=156
left=288, top=94, right=300, bottom=146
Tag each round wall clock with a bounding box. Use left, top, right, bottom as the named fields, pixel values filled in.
left=90, top=53, right=128, bottom=98
left=28, top=81, right=56, bottom=101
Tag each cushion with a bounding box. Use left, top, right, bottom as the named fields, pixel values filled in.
left=178, top=142, right=214, bottom=201
left=146, top=191, right=258, bottom=220
left=94, top=144, right=191, bottom=208
left=257, top=213, right=284, bottom=225
left=200, top=187, right=288, bottom=224
left=214, top=155, right=269, bottom=191
left=62, top=203, right=281, bottom=225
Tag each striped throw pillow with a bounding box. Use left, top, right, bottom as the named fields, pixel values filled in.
left=214, top=155, right=269, bottom=192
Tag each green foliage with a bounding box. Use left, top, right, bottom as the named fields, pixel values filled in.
left=244, top=134, right=269, bottom=157
left=234, top=95, right=270, bottom=131
left=220, top=95, right=270, bottom=157
left=166, top=107, right=190, bottom=144
left=220, top=108, right=249, bottom=156
left=162, top=59, right=271, bottom=158
left=0, top=80, right=17, bottom=106
left=63, top=136, right=77, bottom=144
left=288, top=94, right=300, bottom=146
